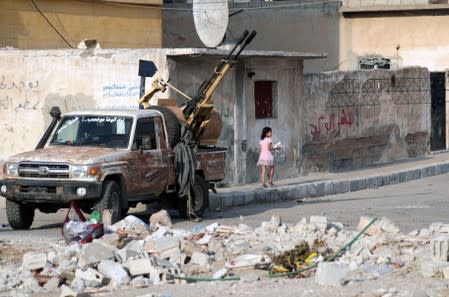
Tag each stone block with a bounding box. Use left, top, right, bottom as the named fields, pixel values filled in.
left=60, top=284, right=79, bottom=297
left=125, top=258, right=153, bottom=276
left=378, top=217, right=400, bottom=234
left=242, top=191, right=255, bottom=205
left=222, top=194, right=233, bottom=208
left=190, top=252, right=209, bottom=267
left=78, top=242, right=116, bottom=268
left=431, top=236, right=449, bottom=262
left=43, top=277, right=60, bottom=292
left=288, top=185, right=308, bottom=199
left=357, top=216, right=379, bottom=236
left=366, top=176, right=382, bottom=188
left=430, top=223, right=449, bottom=236
left=75, top=268, right=104, bottom=287
left=310, top=215, right=328, bottom=231
left=350, top=179, right=367, bottom=192
left=232, top=194, right=245, bottom=206
left=315, top=262, right=349, bottom=286
left=208, top=193, right=222, bottom=211
left=398, top=171, right=407, bottom=183
left=324, top=182, right=335, bottom=195
left=145, top=237, right=180, bottom=259
left=333, top=180, right=349, bottom=194
left=22, top=252, right=47, bottom=271
left=149, top=209, right=172, bottom=231
left=406, top=169, right=420, bottom=181
left=307, top=182, right=325, bottom=197
left=97, top=260, right=130, bottom=285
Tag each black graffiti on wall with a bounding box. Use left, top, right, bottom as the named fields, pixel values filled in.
left=327, top=77, right=430, bottom=108
left=0, top=96, right=40, bottom=111
left=0, top=76, right=40, bottom=92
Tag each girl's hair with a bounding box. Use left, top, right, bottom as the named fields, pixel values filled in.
left=261, top=126, right=272, bottom=140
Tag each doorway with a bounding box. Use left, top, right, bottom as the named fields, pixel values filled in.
left=430, top=72, right=446, bottom=151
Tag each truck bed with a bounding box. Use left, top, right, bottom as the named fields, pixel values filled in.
left=197, top=146, right=227, bottom=182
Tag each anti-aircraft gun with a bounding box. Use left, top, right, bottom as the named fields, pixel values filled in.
left=139, top=30, right=256, bottom=145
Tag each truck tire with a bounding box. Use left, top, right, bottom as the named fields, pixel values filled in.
left=94, top=180, right=121, bottom=224
left=148, top=106, right=181, bottom=147
left=6, top=200, right=35, bottom=229
left=178, top=174, right=208, bottom=219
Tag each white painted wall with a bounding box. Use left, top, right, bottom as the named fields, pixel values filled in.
left=0, top=48, right=171, bottom=160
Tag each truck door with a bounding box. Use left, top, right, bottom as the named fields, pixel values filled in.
left=127, top=117, right=168, bottom=197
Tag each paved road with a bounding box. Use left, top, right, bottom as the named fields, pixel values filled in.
left=1, top=173, right=449, bottom=241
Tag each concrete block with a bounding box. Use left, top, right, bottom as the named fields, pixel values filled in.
left=46, top=251, right=60, bottom=266
left=431, top=236, right=449, bottom=262
left=307, top=182, right=325, bottom=197
left=242, top=191, right=255, bottom=205
left=60, top=284, right=79, bottom=297
left=406, top=169, right=421, bottom=181
left=97, top=260, right=130, bottom=285
left=43, top=277, right=60, bottom=292
left=78, top=242, right=116, bottom=268
left=430, top=223, right=449, bottom=236
left=333, top=180, right=349, bottom=194
left=0, top=196, right=5, bottom=209
left=130, top=276, right=150, bottom=288
left=254, top=189, right=267, bottom=202
left=232, top=193, right=245, bottom=206
left=125, top=258, right=153, bottom=276
left=100, top=233, right=121, bottom=247
left=22, top=252, right=47, bottom=271
left=366, top=176, right=382, bottom=188
left=222, top=194, right=233, bottom=208
left=442, top=266, right=449, bottom=279
left=208, top=193, right=222, bottom=211
left=357, top=216, right=379, bottom=236
left=420, top=259, right=448, bottom=278
left=75, top=268, right=104, bottom=287
left=350, top=179, right=367, bottom=192
left=190, top=252, right=209, bottom=267
left=311, top=215, right=328, bottom=232
left=315, top=262, right=349, bottom=286
left=145, top=237, right=180, bottom=260
left=426, top=166, right=436, bottom=177
left=420, top=167, right=429, bottom=178
left=324, top=182, right=335, bottom=195
left=398, top=171, right=407, bottom=183
left=149, top=209, right=172, bottom=231
left=378, top=217, right=400, bottom=234
left=288, top=184, right=308, bottom=199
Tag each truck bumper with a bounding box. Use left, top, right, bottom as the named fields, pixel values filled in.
left=0, top=179, right=102, bottom=204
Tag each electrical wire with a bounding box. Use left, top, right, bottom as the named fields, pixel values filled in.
left=31, top=0, right=74, bottom=48
left=87, top=0, right=341, bottom=11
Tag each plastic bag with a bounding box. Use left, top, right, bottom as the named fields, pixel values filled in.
left=62, top=201, right=103, bottom=244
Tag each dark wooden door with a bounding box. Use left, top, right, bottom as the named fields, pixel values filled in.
left=430, top=72, right=446, bottom=151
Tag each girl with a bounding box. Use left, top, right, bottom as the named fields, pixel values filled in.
left=257, top=126, right=277, bottom=188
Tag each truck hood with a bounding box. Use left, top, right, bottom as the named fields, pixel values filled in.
left=7, top=146, right=128, bottom=164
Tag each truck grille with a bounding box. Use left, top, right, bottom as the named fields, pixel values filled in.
left=18, top=163, right=70, bottom=178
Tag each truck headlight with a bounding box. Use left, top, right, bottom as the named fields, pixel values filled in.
left=5, top=163, right=18, bottom=177
left=70, top=165, right=101, bottom=179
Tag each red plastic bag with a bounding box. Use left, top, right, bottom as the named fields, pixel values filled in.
left=62, top=201, right=103, bottom=244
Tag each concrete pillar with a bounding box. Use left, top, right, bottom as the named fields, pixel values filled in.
left=233, top=61, right=247, bottom=184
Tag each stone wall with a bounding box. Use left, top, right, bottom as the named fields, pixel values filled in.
left=302, top=67, right=431, bottom=173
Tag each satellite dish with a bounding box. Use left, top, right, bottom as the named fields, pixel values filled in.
left=192, top=0, right=229, bottom=48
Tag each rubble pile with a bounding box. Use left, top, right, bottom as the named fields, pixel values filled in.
left=2, top=211, right=449, bottom=296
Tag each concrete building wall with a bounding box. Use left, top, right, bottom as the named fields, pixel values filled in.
left=1, top=0, right=162, bottom=49
left=161, top=56, right=305, bottom=183
left=302, top=67, right=431, bottom=173
left=340, top=14, right=449, bottom=71
left=0, top=48, right=170, bottom=161
left=163, top=2, right=340, bottom=73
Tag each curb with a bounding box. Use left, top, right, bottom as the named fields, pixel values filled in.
left=208, top=161, right=449, bottom=211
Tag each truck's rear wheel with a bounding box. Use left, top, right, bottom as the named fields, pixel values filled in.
left=94, top=180, right=121, bottom=224
left=148, top=106, right=181, bottom=147
left=178, top=174, right=208, bottom=219
left=6, top=200, right=35, bottom=229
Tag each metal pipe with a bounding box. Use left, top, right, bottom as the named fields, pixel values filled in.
left=35, top=106, right=61, bottom=149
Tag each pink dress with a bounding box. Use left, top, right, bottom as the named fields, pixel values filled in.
left=257, top=137, right=274, bottom=166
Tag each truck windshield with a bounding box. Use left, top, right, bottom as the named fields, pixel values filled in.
left=50, top=115, right=133, bottom=148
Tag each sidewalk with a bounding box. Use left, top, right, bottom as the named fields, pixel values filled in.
left=208, top=151, right=449, bottom=210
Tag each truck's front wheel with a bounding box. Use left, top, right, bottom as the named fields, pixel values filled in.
left=94, top=180, right=121, bottom=224
left=6, top=200, right=35, bottom=229
left=178, top=174, right=208, bottom=219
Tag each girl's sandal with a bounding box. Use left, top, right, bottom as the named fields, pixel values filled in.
left=262, top=183, right=268, bottom=188
left=269, top=182, right=274, bottom=187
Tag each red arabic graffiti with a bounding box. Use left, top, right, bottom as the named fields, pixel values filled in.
left=308, top=109, right=354, bottom=137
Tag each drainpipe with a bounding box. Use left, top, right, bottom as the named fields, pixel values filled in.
left=35, top=106, right=61, bottom=149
